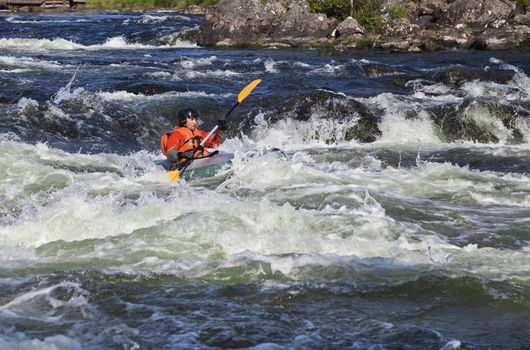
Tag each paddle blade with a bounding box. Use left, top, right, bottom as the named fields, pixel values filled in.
left=167, top=169, right=180, bottom=182
left=237, top=79, right=261, bottom=103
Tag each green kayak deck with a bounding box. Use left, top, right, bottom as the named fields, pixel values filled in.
left=155, top=152, right=234, bottom=181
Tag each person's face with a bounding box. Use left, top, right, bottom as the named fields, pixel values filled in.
left=185, top=116, right=197, bottom=130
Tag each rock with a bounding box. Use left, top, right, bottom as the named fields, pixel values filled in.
left=466, top=37, right=488, bottom=50
left=198, top=0, right=338, bottom=47
left=485, top=35, right=513, bottom=49
left=381, top=39, right=411, bottom=50
left=443, top=0, right=516, bottom=28
left=113, top=82, right=176, bottom=95
left=174, top=28, right=199, bottom=43
left=382, top=18, right=420, bottom=36
left=196, top=0, right=528, bottom=50
left=429, top=98, right=529, bottom=144
left=277, top=90, right=382, bottom=143
left=413, top=37, right=444, bottom=51
left=432, top=65, right=515, bottom=86
left=514, top=13, right=530, bottom=26
left=416, top=0, right=446, bottom=20
left=331, top=16, right=365, bottom=40
left=486, top=25, right=530, bottom=49
left=416, top=15, right=436, bottom=29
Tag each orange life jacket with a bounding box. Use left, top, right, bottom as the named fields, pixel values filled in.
left=160, top=132, right=171, bottom=155
left=160, top=127, right=210, bottom=159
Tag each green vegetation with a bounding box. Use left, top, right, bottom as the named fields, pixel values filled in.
left=517, top=0, right=530, bottom=6
left=85, top=0, right=218, bottom=10
left=387, top=4, right=408, bottom=20
left=308, top=0, right=351, bottom=19
left=308, top=0, right=384, bottom=32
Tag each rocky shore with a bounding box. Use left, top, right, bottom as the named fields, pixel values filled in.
left=198, top=0, right=530, bottom=51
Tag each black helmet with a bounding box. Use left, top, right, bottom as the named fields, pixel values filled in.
left=177, top=108, right=199, bottom=126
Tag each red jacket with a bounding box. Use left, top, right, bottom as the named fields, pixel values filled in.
left=160, top=126, right=222, bottom=159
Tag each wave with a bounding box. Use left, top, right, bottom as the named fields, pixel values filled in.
left=96, top=90, right=233, bottom=101
left=0, top=55, right=64, bottom=69
left=264, top=58, right=279, bottom=73
left=172, top=69, right=243, bottom=80
left=0, top=36, right=196, bottom=51
left=122, top=14, right=192, bottom=25
left=0, top=139, right=529, bottom=281
left=5, top=16, right=90, bottom=24
left=179, top=55, right=218, bottom=69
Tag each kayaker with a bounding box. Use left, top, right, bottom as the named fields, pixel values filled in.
left=160, top=108, right=226, bottom=167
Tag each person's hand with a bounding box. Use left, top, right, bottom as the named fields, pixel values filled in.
left=217, top=119, right=227, bottom=131
left=167, top=148, right=179, bottom=163
left=178, top=151, right=194, bottom=160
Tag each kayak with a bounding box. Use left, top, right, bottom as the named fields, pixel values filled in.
left=155, top=152, right=234, bottom=181
left=155, top=148, right=287, bottom=182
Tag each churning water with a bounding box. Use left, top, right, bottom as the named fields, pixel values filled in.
left=0, top=11, right=530, bottom=349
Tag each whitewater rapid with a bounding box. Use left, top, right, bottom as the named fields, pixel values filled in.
left=1, top=11, right=530, bottom=349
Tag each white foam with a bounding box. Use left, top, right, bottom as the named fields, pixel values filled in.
left=0, top=282, right=87, bottom=316
left=463, top=102, right=514, bottom=143
left=16, top=97, right=39, bottom=116
left=97, top=90, right=233, bottom=101
left=0, top=36, right=196, bottom=52
left=264, top=58, right=279, bottom=73
left=440, top=340, right=462, bottom=350
left=0, top=37, right=85, bottom=51
left=6, top=16, right=89, bottom=24
left=0, top=68, right=29, bottom=73
left=172, top=69, right=243, bottom=80
left=1, top=135, right=530, bottom=281
left=0, top=55, right=63, bottom=69
left=294, top=61, right=311, bottom=68
left=487, top=57, right=530, bottom=100
left=407, top=79, right=453, bottom=97
left=0, top=335, right=82, bottom=350
left=309, top=62, right=345, bottom=75
left=360, top=93, right=442, bottom=144
left=247, top=113, right=362, bottom=151
left=144, top=71, right=173, bottom=79
left=123, top=14, right=169, bottom=24
left=379, top=109, right=440, bottom=144
left=122, top=14, right=191, bottom=24
left=179, top=56, right=218, bottom=69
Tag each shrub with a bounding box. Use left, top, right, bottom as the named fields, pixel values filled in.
left=308, top=0, right=384, bottom=32
left=388, top=4, right=408, bottom=20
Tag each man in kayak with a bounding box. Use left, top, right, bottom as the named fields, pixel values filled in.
left=160, top=108, right=226, bottom=168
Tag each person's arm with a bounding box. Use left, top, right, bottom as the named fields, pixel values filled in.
left=199, top=129, right=222, bottom=148
left=200, top=119, right=226, bottom=148
left=166, top=132, right=185, bottom=163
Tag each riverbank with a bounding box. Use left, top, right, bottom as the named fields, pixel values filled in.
left=2, top=0, right=529, bottom=51
left=0, top=0, right=214, bottom=14
left=198, top=0, right=530, bottom=51
left=82, top=0, right=214, bottom=13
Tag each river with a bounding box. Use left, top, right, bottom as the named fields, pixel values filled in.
left=0, top=11, right=529, bottom=349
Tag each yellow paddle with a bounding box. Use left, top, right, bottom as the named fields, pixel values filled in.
left=167, top=168, right=180, bottom=181
left=167, top=79, right=262, bottom=182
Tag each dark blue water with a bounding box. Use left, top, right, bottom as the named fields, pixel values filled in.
left=0, top=12, right=529, bottom=349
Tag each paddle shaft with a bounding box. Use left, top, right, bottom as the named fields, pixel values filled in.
left=201, top=79, right=260, bottom=146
